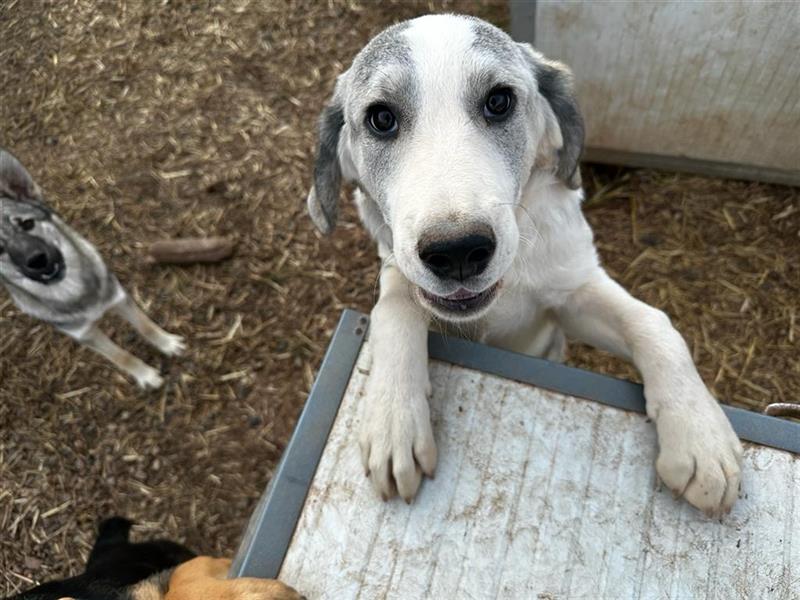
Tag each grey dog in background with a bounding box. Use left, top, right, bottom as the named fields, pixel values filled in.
left=0, top=149, right=184, bottom=389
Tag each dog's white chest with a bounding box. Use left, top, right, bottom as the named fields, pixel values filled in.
left=480, top=283, right=564, bottom=360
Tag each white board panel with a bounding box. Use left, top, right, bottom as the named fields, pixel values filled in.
left=279, top=344, right=799, bottom=599
left=533, top=1, right=800, bottom=176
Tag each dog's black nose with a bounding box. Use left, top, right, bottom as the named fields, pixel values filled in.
left=419, top=232, right=496, bottom=281
left=26, top=251, right=48, bottom=271
left=10, top=235, right=65, bottom=283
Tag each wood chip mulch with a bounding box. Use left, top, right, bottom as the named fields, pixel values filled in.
left=1, top=0, right=797, bottom=593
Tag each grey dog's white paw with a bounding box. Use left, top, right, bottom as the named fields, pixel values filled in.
left=158, top=332, right=186, bottom=357
left=358, top=373, right=437, bottom=503
left=134, top=365, right=164, bottom=390
left=654, top=393, right=743, bottom=517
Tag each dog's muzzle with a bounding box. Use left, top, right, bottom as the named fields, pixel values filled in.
left=415, top=223, right=500, bottom=317
left=8, top=234, right=65, bottom=283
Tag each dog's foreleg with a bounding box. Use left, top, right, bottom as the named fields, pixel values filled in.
left=555, top=270, right=742, bottom=516
left=76, top=324, right=164, bottom=390
left=113, top=295, right=186, bottom=356
left=359, top=263, right=437, bottom=503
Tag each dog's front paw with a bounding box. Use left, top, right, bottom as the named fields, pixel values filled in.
left=134, top=365, right=164, bottom=390
left=359, top=375, right=437, bottom=503
left=157, top=332, right=186, bottom=356
left=653, top=393, right=743, bottom=517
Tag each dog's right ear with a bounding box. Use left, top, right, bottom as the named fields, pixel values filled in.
left=517, top=45, right=585, bottom=189
left=0, top=149, right=43, bottom=201
left=307, top=82, right=347, bottom=235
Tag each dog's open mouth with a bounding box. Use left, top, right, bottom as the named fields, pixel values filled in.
left=420, top=282, right=499, bottom=315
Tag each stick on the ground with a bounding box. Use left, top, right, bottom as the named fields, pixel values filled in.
left=764, top=403, right=800, bottom=419
left=148, top=237, right=235, bottom=265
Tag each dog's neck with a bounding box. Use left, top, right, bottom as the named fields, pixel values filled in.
left=509, top=173, right=599, bottom=307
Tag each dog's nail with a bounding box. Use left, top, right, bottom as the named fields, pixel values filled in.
left=381, top=493, right=389, bottom=502
left=404, top=496, right=412, bottom=505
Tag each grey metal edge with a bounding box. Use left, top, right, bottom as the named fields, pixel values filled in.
left=230, top=309, right=369, bottom=578
left=427, top=332, right=800, bottom=455
left=584, top=147, right=800, bottom=188
left=232, top=308, right=800, bottom=578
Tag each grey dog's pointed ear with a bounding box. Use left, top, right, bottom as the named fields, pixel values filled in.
left=0, top=149, right=44, bottom=201
left=307, top=88, right=346, bottom=235
left=518, top=45, right=585, bottom=189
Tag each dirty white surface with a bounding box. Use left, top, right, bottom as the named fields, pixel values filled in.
left=535, top=2, right=800, bottom=174
left=280, top=347, right=800, bottom=599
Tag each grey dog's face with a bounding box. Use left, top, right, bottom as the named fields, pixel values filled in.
left=307, top=14, right=583, bottom=322
left=0, top=197, right=66, bottom=285
left=0, top=150, right=68, bottom=287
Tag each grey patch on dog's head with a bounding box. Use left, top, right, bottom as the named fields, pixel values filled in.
left=348, top=20, right=416, bottom=213
left=462, top=67, right=527, bottom=185
left=308, top=20, right=415, bottom=234
left=352, top=20, right=412, bottom=86
left=459, top=20, right=531, bottom=188
left=469, top=16, right=515, bottom=57
left=347, top=68, right=419, bottom=213
left=0, top=148, right=44, bottom=203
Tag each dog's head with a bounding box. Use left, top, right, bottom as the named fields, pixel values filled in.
left=0, top=149, right=66, bottom=286
left=307, top=14, right=584, bottom=321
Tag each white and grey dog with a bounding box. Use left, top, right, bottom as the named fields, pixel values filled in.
left=307, top=15, right=742, bottom=516
left=0, top=149, right=184, bottom=389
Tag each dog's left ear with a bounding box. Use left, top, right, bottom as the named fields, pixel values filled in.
left=518, top=45, right=585, bottom=189
left=307, top=78, right=348, bottom=235
left=0, top=149, right=44, bottom=201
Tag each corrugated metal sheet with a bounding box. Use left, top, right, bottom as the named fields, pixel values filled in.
left=279, top=345, right=799, bottom=599
left=532, top=1, right=800, bottom=183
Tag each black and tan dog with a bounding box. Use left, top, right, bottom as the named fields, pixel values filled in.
left=0, top=148, right=184, bottom=389
left=8, top=517, right=303, bottom=600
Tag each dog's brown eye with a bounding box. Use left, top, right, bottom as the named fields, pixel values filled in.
left=484, top=87, right=514, bottom=122
left=367, top=104, right=398, bottom=136
left=18, top=218, right=35, bottom=231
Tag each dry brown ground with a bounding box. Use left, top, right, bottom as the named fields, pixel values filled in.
left=1, top=0, right=797, bottom=593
